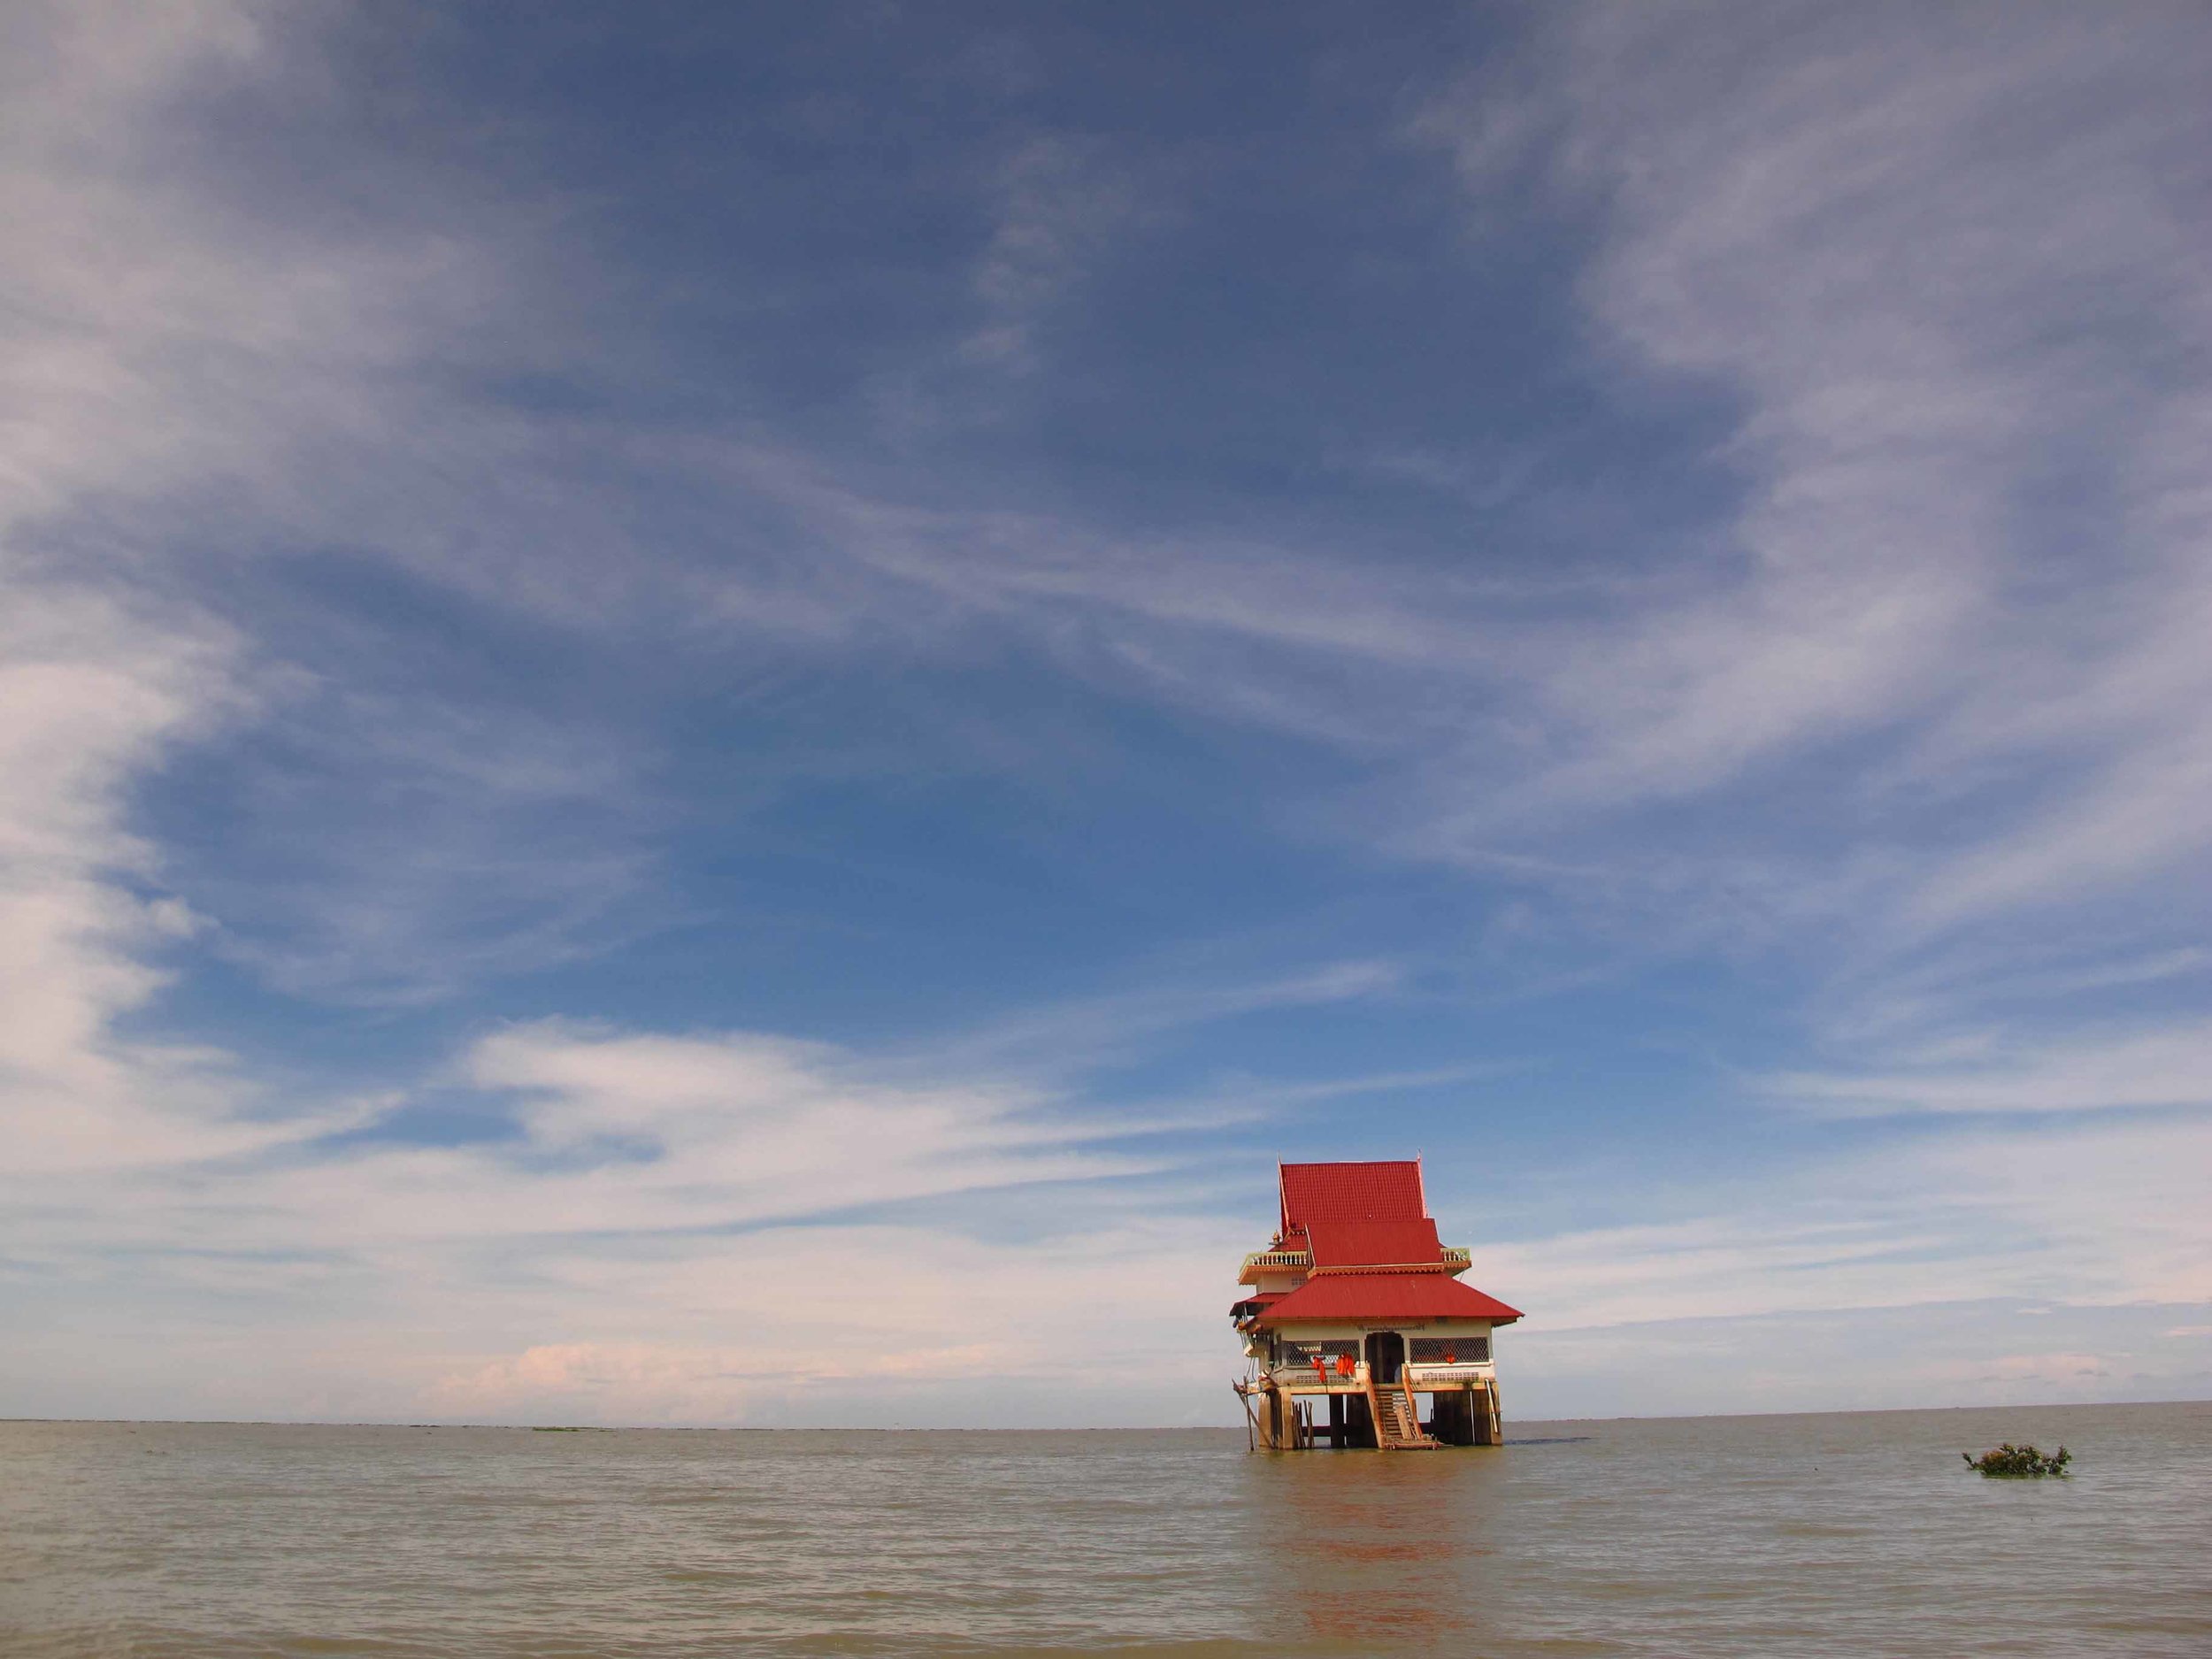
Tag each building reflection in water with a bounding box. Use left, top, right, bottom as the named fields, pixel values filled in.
left=1240, top=1446, right=1509, bottom=1647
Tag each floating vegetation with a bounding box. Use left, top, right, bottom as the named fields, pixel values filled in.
left=1963, top=1442, right=2070, bottom=1478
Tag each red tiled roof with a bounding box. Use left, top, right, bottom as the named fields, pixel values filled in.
left=1254, top=1271, right=1523, bottom=1327
left=1279, top=1160, right=1426, bottom=1238
left=1305, top=1218, right=1443, bottom=1269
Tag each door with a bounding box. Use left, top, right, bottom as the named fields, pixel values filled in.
left=1364, top=1330, right=1405, bottom=1385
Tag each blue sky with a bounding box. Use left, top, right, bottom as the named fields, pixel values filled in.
left=4, top=1, right=2209, bottom=1426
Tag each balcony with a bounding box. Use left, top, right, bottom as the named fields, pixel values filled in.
left=1402, top=1362, right=1496, bottom=1387
left=1241, top=1244, right=1475, bottom=1284
left=1238, top=1248, right=1311, bottom=1284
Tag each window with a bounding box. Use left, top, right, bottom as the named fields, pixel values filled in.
left=1409, top=1336, right=1489, bottom=1364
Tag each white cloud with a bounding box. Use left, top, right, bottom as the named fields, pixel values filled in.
left=16, top=3, right=2193, bottom=1010
left=5, top=2, right=2209, bottom=1429
left=0, top=584, right=254, bottom=1173
left=4, top=1058, right=1248, bottom=1425
left=917, top=957, right=1402, bottom=1078
left=0, top=1018, right=1147, bottom=1273
left=1480, top=1113, right=2212, bottom=1333
left=1412, top=4, right=2212, bottom=867
left=663, top=3, right=2212, bottom=1002
left=11, top=1006, right=2200, bottom=1424
left=0, top=0, right=670, bottom=1005
left=462, top=1018, right=1141, bottom=1221
left=411, top=1214, right=1240, bottom=1426
left=964, top=135, right=1162, bottom=372
left=0, top=0, right=450, bottom=1166
left=1509, top=1299, right=2206, bottom=1417
left=1769, top=1020, right=2212, bottom=1116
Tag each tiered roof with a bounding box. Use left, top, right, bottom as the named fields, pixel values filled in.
left=1307, top=1217, right=1443, bottom=1268
left=1246, top=1158, right=1521, bottom=1328
left=1279, top=1158, right=1425, bottom=1240
left=1259, top=1273, right=1522, bottom=1325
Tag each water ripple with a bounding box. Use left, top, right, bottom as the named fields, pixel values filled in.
left=2, top=1405, right=2207, bottom=1656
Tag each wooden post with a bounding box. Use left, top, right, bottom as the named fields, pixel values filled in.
left=1471, top=1379, right=1502, bottom=1446
left=1431, top=1385, right=1468, bottom=1445
left=1348, top=1388, right=1376, bottom=1449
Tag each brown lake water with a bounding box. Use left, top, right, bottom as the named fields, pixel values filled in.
left=3, top=1402, right=2207, bottom=1656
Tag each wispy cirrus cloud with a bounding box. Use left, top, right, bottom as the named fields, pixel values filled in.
left=0, top=0, right=680, bottom=1008
left=0, top=1006, right=1246, bottom=1425
left=27, top=0, right=2188, bottom=1012
left=617, top=0, right=2212, bottom=1017
left=1414, top=4, right=2212, bottom=877
left=0, top=584, right=252, bottom=1175
left=963, top=134, right=1165, bottom=373
left=1767, top=1018, right=2212, bottom=1118
left=4, top=0, right=2209, bottom=1430
left=1487, top=1112, right=2212, bottom=1330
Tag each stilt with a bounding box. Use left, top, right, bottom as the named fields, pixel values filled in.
left=1470, top=1379, right=1502, bottom=1446
left=1348, top=1390, right=1376, bottom=1449
left=1431, top=1386, right=1471, bottom=1445
left=1327, top=1390, right=1345, bottom=1448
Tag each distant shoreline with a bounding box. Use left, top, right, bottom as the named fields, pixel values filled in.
left=4, top=1398, right=2202, bottom=1433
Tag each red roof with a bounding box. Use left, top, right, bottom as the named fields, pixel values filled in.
left=1255, top=1271, right=1523, bottom=1327
left=1279, top=1160, right=1426, bottom=1239
left=1306, top=1217, right=1443, bottom=1269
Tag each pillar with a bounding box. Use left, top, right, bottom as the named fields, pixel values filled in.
left=1471, top=1380, right=1502, bottom=1446
left=1348, top=1390, right=1377, bottom=1449
left=1432, top=1386, right=1471, bottom=1445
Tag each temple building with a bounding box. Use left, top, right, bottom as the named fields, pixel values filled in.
left=1232, top=1158, right=1521, bottom=1450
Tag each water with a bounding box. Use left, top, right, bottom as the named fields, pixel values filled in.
left=3, top=1403, right=2206, bottom=1656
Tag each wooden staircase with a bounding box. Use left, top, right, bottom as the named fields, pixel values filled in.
left=1367, top=1376, right=1439, bottom=1450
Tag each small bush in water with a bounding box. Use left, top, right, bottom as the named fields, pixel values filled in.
left=1963, top=1442, right=2070, bottom=1478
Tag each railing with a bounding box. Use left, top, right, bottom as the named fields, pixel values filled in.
left=1269, top=1363, right=1492, bottom=1384
left=1402, top=1363, right=1496, bottom=1386
left=1242, top=1244, right=1473, bottom=1280
left=1269, top=1360, right=1371, bottom=1391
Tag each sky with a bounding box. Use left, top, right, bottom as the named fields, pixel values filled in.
left=4, top=0, right=2209, bottom=1428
